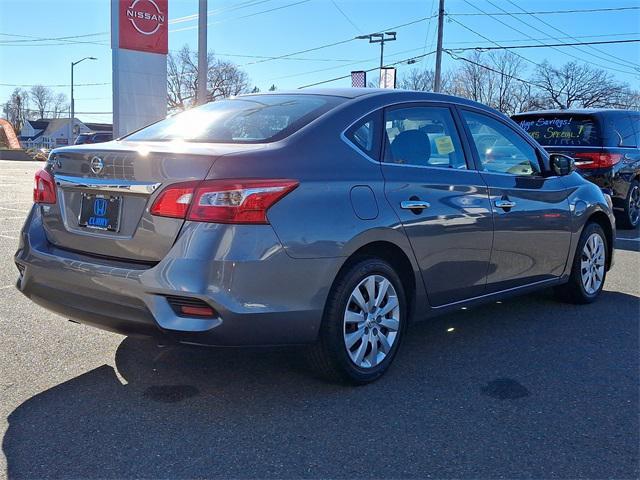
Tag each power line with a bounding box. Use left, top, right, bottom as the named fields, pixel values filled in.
left=242, top=13, right=437, bottom=67
left=449, top=6, right=640, bottom=16
left=444, top=50, right=544, bottom=89
left=331, top=0, right=363, bottom=34
left=0, top=31, right=108, bottom=46
left=269, top=46, right=432, bottom=82
left=460, top=0, right=638, bottom=76
left=446, top=31, right=640, bottom=45
left=169, top=0, right=274, bottom=25
left=450, top=38, right=640, bottom=51
left=298, top=50, right=437, bottom=89
left=170, top=0, right=311, bottom=33
left=0, top=82, right=110, bottom=88
left=448, top=15, right=543, bottom=69
left=480, top=0, right=638, bottom=75
left=503, top=0, right=639, bottom=71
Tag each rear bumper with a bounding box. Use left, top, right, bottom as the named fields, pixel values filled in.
left=15, top=206, right=342, bottom=346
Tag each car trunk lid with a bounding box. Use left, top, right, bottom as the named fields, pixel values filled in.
left=42, top=140, right=265, bottom=262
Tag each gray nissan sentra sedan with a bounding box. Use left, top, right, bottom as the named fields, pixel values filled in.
left=16, top=89, right=615, bottom=384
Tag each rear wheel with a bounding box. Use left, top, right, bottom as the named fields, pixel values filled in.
left=555, top=222, right=608, bottom=304
left=619, top=180, right=640, bottom=229
left=308, top=257, right=407, bottom=384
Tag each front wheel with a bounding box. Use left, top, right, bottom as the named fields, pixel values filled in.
left=308, top=257, right=407, bottom=384
left=555, top=222, right=608, bottom=304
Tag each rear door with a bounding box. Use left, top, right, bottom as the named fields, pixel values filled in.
left=460, top=108, right=573, bottom=292
left=380, top=103, right=494, bottom=306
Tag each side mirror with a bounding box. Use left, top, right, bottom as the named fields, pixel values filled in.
left=549, top=153, right=575, bottom=176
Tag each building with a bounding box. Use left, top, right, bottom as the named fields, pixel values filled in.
left=19, top=118, right=113, bottom=149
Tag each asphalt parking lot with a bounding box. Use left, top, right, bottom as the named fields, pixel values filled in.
left=0, top=159, right=638, bottom=479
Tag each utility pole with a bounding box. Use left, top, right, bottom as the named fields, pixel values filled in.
left=434, top=0, right=445, bottom=92
left=356, top=32, right=397, bottom=85
left=197, top=0, right=208, bottom=105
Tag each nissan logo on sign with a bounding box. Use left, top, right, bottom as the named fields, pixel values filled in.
left=119, top=0, right=168, bottom=54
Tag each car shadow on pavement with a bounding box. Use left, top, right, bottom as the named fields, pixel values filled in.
left=3, top=290, right=639, bottom=479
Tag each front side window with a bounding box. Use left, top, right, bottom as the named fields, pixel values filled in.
left=383, top=106, right=467, bottom=169
left=126, top=94, right=343, bottom=144
left=463, top=110, right=541, bottom=176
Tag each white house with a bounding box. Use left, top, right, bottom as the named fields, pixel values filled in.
left=19, top=119, right=112, bottom=149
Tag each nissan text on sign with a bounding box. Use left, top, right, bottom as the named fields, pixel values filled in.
left=111, top=0, right=168, bottom=137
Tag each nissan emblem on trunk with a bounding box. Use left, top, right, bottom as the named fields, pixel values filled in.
left=90, top=156, right=104, bottom=175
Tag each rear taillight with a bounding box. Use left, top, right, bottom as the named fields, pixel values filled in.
left=149, top=181, right=198, bottom=218
left=573, top=152, right=622, bottom=170
left=33, top=168, right=56, bottom=204
left=150, top=179, right=298, bottom=224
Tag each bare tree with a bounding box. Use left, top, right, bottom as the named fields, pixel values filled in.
left=398, top=68, right=434, bottom=91
left=532, top=61, right=629, bottom=109
left=167, top=44, right=250, bottom=112
left=2, top=88, right=30, bottom=131
left=52, top=93, right=69, bottom=118
left=29, top=85, right=53, bottom=119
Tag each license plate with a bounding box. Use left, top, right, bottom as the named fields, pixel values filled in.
left=78, top=193, right=122, bottom=232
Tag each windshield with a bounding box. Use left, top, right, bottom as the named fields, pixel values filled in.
left=74, top=134, right=92, bottom=145
left=514, top=114, right=601, bottom=147
left=125, top=94, right=342, bottom=143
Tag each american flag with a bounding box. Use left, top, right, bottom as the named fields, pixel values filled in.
left=351, top=71, right=366, bottom=88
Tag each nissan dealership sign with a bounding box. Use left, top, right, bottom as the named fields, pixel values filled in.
left=120, top=0, right=168, bottom=54
left=111, top=0, right=168, bottom=137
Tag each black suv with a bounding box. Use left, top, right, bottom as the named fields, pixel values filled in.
left=74, top=131, right=113, bottom=145
left=512, top=109, right=640, bottom=229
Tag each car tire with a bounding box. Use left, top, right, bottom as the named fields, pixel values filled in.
left=619, top=179, right=640, bottom=230
left=308, top=257, right=407, bottom=385
left=555, top=222, right=608, bottom=304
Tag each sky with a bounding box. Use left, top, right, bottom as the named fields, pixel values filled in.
left=1, top=0, right=639, bottom=124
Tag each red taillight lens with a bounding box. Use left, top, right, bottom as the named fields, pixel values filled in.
left=150, top=179, right=298, bottom=224
left=33, top=168, right=56, bottom=204
left=573, top=152, right=622, bottom=170
left=149, top=181, right=198, bottom=218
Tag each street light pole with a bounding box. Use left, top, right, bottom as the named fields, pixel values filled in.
left=356, top=32, right=397, bottom=86
left=70, top=56, right=97, bottom=144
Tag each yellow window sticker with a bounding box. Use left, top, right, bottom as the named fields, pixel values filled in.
left=435, top=136, right=454, bottom=155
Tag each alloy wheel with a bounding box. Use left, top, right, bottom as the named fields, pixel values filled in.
left=580, top=233, right=606, bottom=295
left=343, top=275, right=400, bottom=369
left=628, top=185, right=640, bottom=227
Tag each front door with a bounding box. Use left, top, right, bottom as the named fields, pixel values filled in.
left=459, top=108, right=573, bottom=292
left=380, top=104, right=494, bottom=306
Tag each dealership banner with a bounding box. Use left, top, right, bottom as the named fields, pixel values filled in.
left=351, top=71, right=367, bottom=88
left=111, top=0, right=168, bottom=137
left=379, top=68, right=396, bottom=89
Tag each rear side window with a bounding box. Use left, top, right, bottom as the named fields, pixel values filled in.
left=126, top=95, right=342, bottom=143
left=345, top=115, right=379, bottom=159
left=605, top=113, right=637, bottom=147
left=515, top=114, right=600, bottom=147
left=383, top=106, right=467, bottom=169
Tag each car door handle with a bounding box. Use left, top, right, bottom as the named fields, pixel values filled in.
left=494, top=199, right=516, bottom=209
left=400, top=200, right=431, bottom=210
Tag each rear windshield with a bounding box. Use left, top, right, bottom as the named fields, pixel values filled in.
left=125, top=94, right=342, bottom=143
left=514, top=114, right=601, bottom=147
